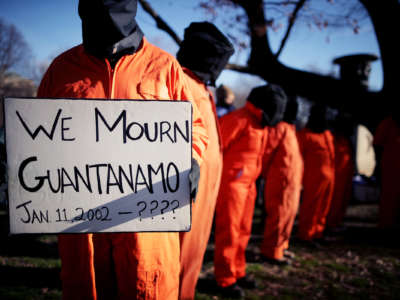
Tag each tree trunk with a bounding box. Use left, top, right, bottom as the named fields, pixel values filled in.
left=360, top=0, right=399, bottom=94
left=237, top=0, right=395, bottom=130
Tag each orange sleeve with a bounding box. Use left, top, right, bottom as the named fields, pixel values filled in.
left=191, top=103, right=209, bottom=165
left=169, top=61, right=209, bottom=165
left=37, top=54, right=64, bottom=98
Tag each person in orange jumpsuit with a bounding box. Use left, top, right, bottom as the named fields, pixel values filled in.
left=373, top=114, right=400, bottom=229
left=297, top=103, right=335, bottom=242
left=260, top=117, right=303, bottom=265
left=326, top=112, right=355, bottom=232
left=214, top=84, right=287, bottom=298
left=176, top=22, right=234, bottom=300
left=37, top=1, right=208, bottom=299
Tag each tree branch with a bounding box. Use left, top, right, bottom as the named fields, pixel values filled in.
left=275, top=0, right=306, bottom=59
left=225, top=63, right=254, bottom=74
left=139, top=0, right=258, bottom=76
left=266, top=1, right=300, bottom=5
left=138, top=0, right=182, bottom=45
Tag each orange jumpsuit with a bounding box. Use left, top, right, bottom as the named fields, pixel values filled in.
left=178, top=68, right=223, bottom=299
left=261, top=122, right=303, bottom=259
left=214, top=102, right=268, bottom=287
left=297, top=128, right=335, bottom=241
left=37, top=38, right=208, bottom=300
left=326, top=134, right=354, bottom=229
left=373, top=117, right=400, bottom=228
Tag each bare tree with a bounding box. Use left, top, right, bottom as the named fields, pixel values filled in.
left=0, top=18, right=33, bottom=97
left=0, top=18, right=31, bottom=79
left=139, top=0, right=182, bottom=45
left=139, top=0, right=397, bottom=130
left=231, top=0, right=398, bottom=130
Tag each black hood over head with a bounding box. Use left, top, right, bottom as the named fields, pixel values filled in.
left=307, top=103, right=329, bottom=133
left=333, top=111, right=354, bottom=137
left=79, top=0, right=143, bottom=59
left=247, top=84, right=288, bottom=127
left=177, top=22, right=234, bottom=86
left=283, top=96, right=299, bottom=124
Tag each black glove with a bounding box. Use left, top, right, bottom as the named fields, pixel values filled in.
left=189, top=158, right=200, bottom=202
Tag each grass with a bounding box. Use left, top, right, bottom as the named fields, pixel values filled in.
left=0, top=202, right=399, bottom=300
left=195, top=202, right=400, bottom=300
left=0, top=287, right=61, bottom=300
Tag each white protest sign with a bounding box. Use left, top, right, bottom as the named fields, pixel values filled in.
left=5, top=98, right=192, bottom=234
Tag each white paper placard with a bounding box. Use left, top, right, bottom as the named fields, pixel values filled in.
left=4, top=98, right=192, bottom=234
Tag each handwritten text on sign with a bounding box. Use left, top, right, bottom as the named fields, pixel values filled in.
left=5, top=98, right=192, bottom=234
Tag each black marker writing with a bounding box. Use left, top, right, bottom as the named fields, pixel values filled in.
left=16, top=200, right=49, bottom=224
left=18, top=156, right=181, bottom=195
left=61, top=117, right=75, bottom=141
left=16, top=109, right=75, bottom=141
left=95, top=108, right=189, bottom=144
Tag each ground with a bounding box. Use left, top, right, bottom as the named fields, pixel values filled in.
left=0, top=202, right=399, bottom=300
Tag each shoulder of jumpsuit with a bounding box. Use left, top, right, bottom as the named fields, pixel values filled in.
left=281, top=121, right=299, bottom=141
left=42, top=37, right=176, bottom=78
left=219, top=105, right=251, bottom=128
left=129, top=38, right=193, bottom=97
left=55, top=44, right=110, bottom=72
left=39, top=45, right=86, bottom=80
left=36, top=44, right=95, bottom=98
left=135, top=40, right=208, bottom=121
left=267, top=122, right=288, bottom=147
left=323, top=129, right=334, bottom=141
left=279, top=122, right=302, bottom=158
left=37, top=43, right=136, bottom=99
left=278, top=121, right=291, bottom=130
left=136, top=37, right=182, bottom=69
left=218, top=107, right=251, bottom=146
left=106, top=37, right=195, bottom=100
left=263, top=123, right=282, bottom=153
left=323, top=129, right=336, bottom=156
left=276, top=121, right=291, bottom=136
left=181, top=67, right=211, bottom=106
left=244, top=101, right=264, bottom=124
left=37, top=43, right=133, bottom=96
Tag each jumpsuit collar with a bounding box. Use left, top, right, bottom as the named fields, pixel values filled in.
left=245, top=101, right=264, bottom=122
left=182, top=67, right=207, bottom=88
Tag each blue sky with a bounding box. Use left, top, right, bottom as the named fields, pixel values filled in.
left=0, top=0, right=382, bottom=96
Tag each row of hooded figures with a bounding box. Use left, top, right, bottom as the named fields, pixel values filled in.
left=212, top=56, right=400, bottom=299
left=1, top=1, right=399, bottom=299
